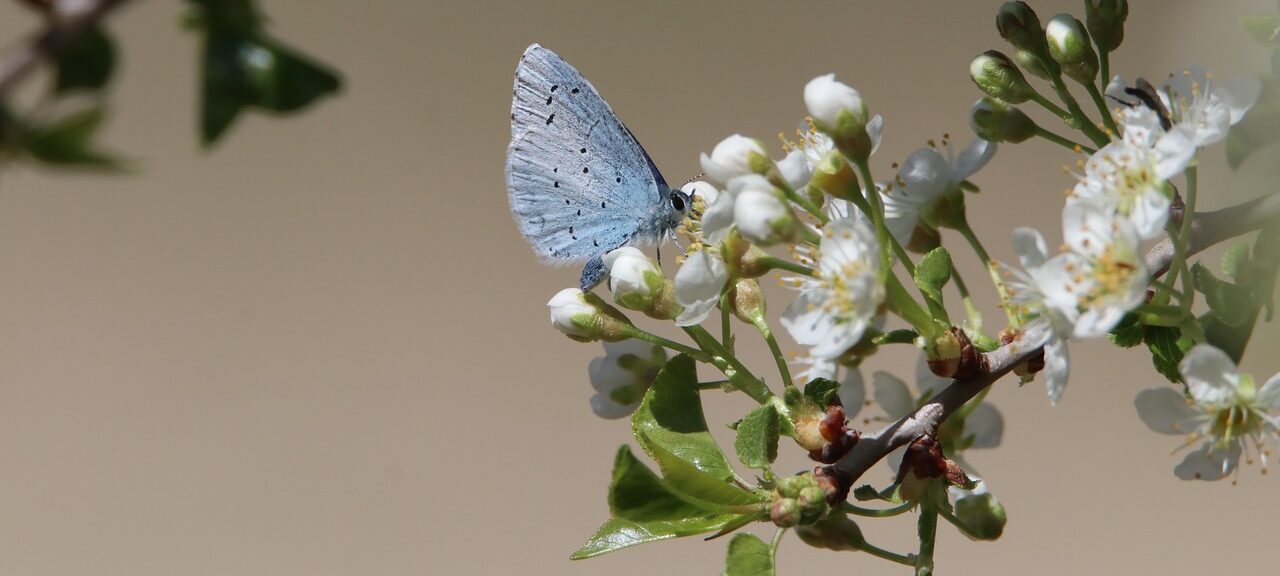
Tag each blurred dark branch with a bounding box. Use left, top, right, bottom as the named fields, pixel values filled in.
left=827, top=190, right=1280, bottom=493
left=0, top=0, right=134, bottom=95
left=13, top=0, right=53, bottom=15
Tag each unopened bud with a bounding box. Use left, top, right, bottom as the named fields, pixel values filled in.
left=996, top=1, right=1059, bottom=78
left=797, top=486, right=830, bottom=524
left=809, top=149, right=859, bottom=201
left=731, top=175, right=796, bottom=246
left=1045, top=14, right=1099, bottom=84
left=729, top=278, right=766, bottom=324
left=796, top=514, right=865, bottom=551
left=770, top=498, right=801, bottom=527
left=969, top=50, right=1035, bottom=104
left=1085, top=0, right=1128, bottom=53
left=603, top=248, right=678, bottom=320
left=969, top=97, right=1037, bottom=143
left=950, top=482, right=1007, bottom=541
left=547, top=289, right=635, bottom=342
left=804, top=74, right=875, bottom=161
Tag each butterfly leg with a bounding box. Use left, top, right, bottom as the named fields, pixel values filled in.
left=579, top=255, right=608, bottom=291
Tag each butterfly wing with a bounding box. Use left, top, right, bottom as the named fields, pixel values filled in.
left=506, top=44, right=665, bottom=264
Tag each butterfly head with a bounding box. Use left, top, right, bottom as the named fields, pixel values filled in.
left=665, top=188, right=691, bottom=229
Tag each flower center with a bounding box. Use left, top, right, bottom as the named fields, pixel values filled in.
left=1079, top=246, right=1138, bottom=308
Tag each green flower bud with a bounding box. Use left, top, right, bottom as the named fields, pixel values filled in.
left=603, top=247, right=679, bottom=319
left=809, top=149, right=860, bottom=202
left=796, top=486, right=831, bottom=524
left=1045, top=14, right=1099, bottom=84
left=796, top=514, right=865, bottom=551
left=952, top=484, right=1007, bottom=541
left=805, top=74, right=875, bottom=161
left=729, top=278, right=766, bottom=324
left=1085, top=0, right=1128, bottom=53
left=775, top=475, right=810, bottom=499
left=969, top=97, right=1038, bottom=143
left=547, top=289, right=635, bottom=343
left=770, top=497, right=801, bottom=527
left=996, top=1, right=1059, bottom=78
left=969, top=50, right=1036, bottom=104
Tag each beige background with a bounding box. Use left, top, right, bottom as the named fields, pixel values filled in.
left=1, top=1, right=1277, bottom=574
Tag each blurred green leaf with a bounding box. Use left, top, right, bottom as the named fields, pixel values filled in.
left=723, top=533, right=774, bottom=576
left=1222, top=242, right=1251, bottom=280
left=1242, top=14, right=1280, bottom=46
left=1145, top=326, right=1191, bottom=384
left=189, top=0, right=341, bottom=146
left=1108, top=313, right=1144, bottom=348
left=20, top=103, right=124, bottom=170
left=54, top=26, right=116, bottom=94
left=631, top=355, right=735, bottom=481
left=1193, top=262, right=1253, bottom=327
left=914, top=247, right=953, bottom=322
left=734, top=404, right=780, bottom=470
left=571, top=514, right=737, bottom=560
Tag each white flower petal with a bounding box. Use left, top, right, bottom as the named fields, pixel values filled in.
left=1179, top=344, right=1240, bottom=406
left=1219, top=75, right=1262, bottom=124
left=781, top=289, right=833, bottom=346
left=866, top=114, right=884, bottom=155
left=966, top=403, right=1004, bottom=449
left=1011, top=227, right=1050, bottom=269
left=873, top=371, right=915, bottom=419
left=1173, top=441, right=1241, bottom=481
left=1257, top=373, right=1280, bottom=410
left=839, top=368, right=866, bottom=419
left=590, top=393, right=636, bottom=419
left=1134, top=387, right=1202, bottom=435
left=952, top=139, right=996, bottom=181
left=674, top=251, right=727, bottom=326
left=1152, top=125, right=1196, bottom=181
left=898, top=147, right=952, bottom=201
left=777, top=150, right=812, bottom=190
left=1043, top=336, right=1070, bottom=404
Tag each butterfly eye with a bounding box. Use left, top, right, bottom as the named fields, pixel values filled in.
left=670, top=193, right=685, bottom=212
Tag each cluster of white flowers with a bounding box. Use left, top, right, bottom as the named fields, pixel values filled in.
left=998, top=66, right=1260, bottom=405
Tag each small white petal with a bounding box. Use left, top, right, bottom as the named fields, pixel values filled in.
left=1219, top=75, right=1262, bottom=124
left=1135, top=387, right=1202, bottom=435
left=1043, top=336, right=1070, bottom=404
left=1179, top=344, right=1240, bottom=406
left=839, top=368, right=866, bottom=419
left=1173, top=441, right=1241, bottom=481
left=1257, top=373, right=1280, bottom=410
left=674, top=251, right=727, bottom=326
left=1152, top=125, right=1196, bottom=181
left=873, top=371, right=915, bottom=419
left=781, top=289, right=833, bottom=346
left=777, top=149, right=812, bottom=190
left=866, top=114, right=884, bottom=155
left=1011, top=227, right=1050, bottom=269
left=966, top=403, right=1004, bottom=449
left=952, top=139, right=996, bottom=181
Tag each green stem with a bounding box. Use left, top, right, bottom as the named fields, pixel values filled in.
left=854, top=159, right=909, bottom=277
left=1176, top=167, right=1199, bottom=316
left=1029, top=92, right=1071, bottom=120
left=1050, top=75, right=1110, bottom=147
left=754, top=318, right=795, bottom=390
left=916, top=504, right=939, bottom=576
left=628, top=329, right=711, bottom=362
left=720, top=290, right=734, bottom=354
left=887, top=272, right=942, bottom=341
left=1099, top=51, right=1111, bottom=99
left=1034, top=125, right=1095, bottom=154
left=760, top=255, right=816, bottom=277
left=842, top=501, right=914, bottom=518
left=770, top=527, right=787, bottom=563
left=954, top=216, right=991, bottom=268
left=938, top=506, right=982, bottom=541
left=697, top=380, right=731, bottom=390
left=1085, top=81, right=1120, bottom=135
left=775, top=175, right=827, bottom=224
left=859, top=540, right=916, bottom=566
left=682, top=325, right=772, bottom=403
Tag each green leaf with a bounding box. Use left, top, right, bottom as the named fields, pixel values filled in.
left=639, top=432, right=762, bottom=509
left=1108, top=313, right=1144, bottom=348
left=802, top=377, right=840, bottom=407
left=20, top=104, right=124, bottom=170
left=608, top=445, right=718, bottom=522
left=914, top=247, right=953, bottom=322
left=734, top=404, right=780, bottom=470
left=1226, top=76, right=1280, bottom=169
left=872, top=328, right=919, bottom=345
left=54, top=26, right=116, bottom=93
left=1193, top=262, right=1253, bottom=327
left=571, top=514, right=736, bottom=560
left=723, top=533, right=774, bottom=576
left=1242, top=14, right=1280, bottom=46
left=632, top=355, right=735, bottom=481
left=1222, top=243, right=1251, bottom=281
left=1145, top=326, right=1190, bottom=383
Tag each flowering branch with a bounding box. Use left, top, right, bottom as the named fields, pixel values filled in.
left=0, top=0, right=135, bottom=96
left=829, top=191, right=1280, bottom=489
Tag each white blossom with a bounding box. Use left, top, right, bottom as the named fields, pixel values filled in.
left=547, top=288, right=600, bottom=340
left=673, top=250, right=728, bottom=326
left=729, top=175, right=793, bottom=245
left=780, top=216, right=883, bottom=359
left=1040, top=202, right=1148, bottom=338
left=882, top=137, right=996, bottom=245
left=603, top=247, right=664, bottom=310
left=699, top=134, right=767, bottom=186
left=1071, top=107, right=1194, bottom=240
left=1159, top=66, right=1261, bottom=147
left=1135, top=344, right=1280, bottom=480
left=588, top=340, right=667, bottom=419
left=804, top=74, right=868, bottom=130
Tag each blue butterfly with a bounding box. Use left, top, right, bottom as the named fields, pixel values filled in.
left=506, top=44, right=689, bottom=291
